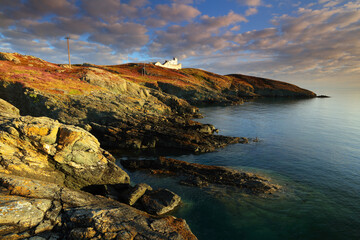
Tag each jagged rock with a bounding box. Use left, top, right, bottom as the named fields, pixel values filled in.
left=122, top=157, right=279, bottom=194
left=139, top=189, right=181, bottom=215
left=0, top=112, right=129, bottom=189
left=0, top=174, right=197, bottom=240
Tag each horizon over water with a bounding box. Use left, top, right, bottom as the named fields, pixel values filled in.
left=120, top=89, right=360, bottom=240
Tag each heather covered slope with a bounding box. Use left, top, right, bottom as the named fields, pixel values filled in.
left=100, top=63, right=316, bottom=104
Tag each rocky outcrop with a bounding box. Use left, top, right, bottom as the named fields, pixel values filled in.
left=121, top=157, right=279, bottom=194
left=0, top=174, right=197, bottom=240
left=0, top=100, right=197, bottom=239
left=91, top=114, right=243, bottom=153
left=227, top=74, right=316, bottom=98
left=0, top=105, right=129, bottom=189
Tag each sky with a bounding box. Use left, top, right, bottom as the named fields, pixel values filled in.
left=0, top=0, right=359, bottom=90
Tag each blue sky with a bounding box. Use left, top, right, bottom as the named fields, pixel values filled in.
left=0, top=0, right=359, bottom=90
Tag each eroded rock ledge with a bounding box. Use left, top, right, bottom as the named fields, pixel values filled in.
left=121, top=157, right=279, bottom=194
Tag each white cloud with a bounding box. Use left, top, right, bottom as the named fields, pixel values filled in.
left=245, top=8, right=258, bottom=16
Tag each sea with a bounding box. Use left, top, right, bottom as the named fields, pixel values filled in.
left=118, top=89, right=360, bottom=240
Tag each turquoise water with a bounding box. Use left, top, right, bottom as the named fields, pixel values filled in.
left=120, top=89, right=360, bottom=240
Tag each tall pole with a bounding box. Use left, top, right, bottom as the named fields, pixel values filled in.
left=65, top=35, right=71, bottom=68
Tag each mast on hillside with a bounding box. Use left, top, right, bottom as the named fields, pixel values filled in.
left=65, top=35, right=71, bottom=68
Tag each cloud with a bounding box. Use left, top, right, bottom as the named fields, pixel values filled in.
left=154, top=3, right=201, bottom=22
left=80, top=0, right=150, bottom=22
left=237, top=0, right=262, bottom=7
left=201, top=3, right=360, bottom=86
left=1, top=0, right=77, bottom=20
left=245, top=8, right=258, bottom=16
left=149, top=11, right=247, bottom=58
left=88, top=22, right=149, bottom=52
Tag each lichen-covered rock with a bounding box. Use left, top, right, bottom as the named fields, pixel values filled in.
left=0, top=113, right=129, bottom=189
left=0, top=174, right=197, bottom=240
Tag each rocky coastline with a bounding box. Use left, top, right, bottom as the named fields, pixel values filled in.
left=0, top=52, right=316, bottom=239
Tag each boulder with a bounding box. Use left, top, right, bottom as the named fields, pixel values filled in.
left=0, top=113, right=130, bottom=189
left=119, top=183, right=153, bottom=206
left=139, top=189, right=181, bottom=215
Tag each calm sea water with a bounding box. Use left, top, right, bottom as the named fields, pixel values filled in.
left=119, top=89, right=360, bottom=240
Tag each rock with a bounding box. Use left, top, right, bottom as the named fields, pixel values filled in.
left=187, top=124, right=217, bottom=134
left=0, top=114, right=130, bottom=189
left=81, top=182, right=150, bottom=206
left=139, top=189, right=181, bottom=215
left=0, top=174, right=197, bottom=240
left=81, top=183, right=181, bottom=216
left=121, top=157, right=279, bottom=194
left=0, top=195, right=52, bottom=235
left=0, top=52, right=20, bottom=64
left=0, top=98, right=20, bottom=117
left=119, top=183, right=153, bottom=206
